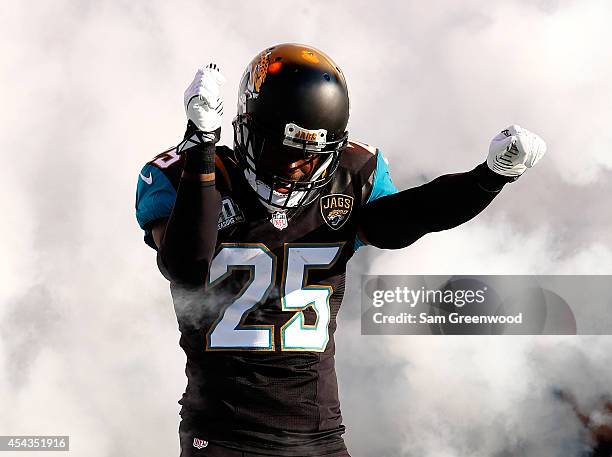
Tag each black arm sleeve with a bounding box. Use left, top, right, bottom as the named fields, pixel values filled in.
left=157, top=143, right=221, bottom=286
left=357, top=161, right=515, bottom=249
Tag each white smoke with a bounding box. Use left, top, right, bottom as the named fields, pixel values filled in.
left=1, top=0, right=611, bottom=456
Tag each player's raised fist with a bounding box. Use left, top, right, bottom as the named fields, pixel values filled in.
left=487, top=125, right=547, bottom=177
left=184, top=63, right=225, bottom=134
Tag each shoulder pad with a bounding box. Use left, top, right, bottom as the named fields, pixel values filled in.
left=147, top=146, right=185, bottom=189
left=348, top=140, right=377, bottom=155
left=329, top=139, right=379, bottom=203
left=144, top=144, right=235, bottom=192
left=340, top=140, right=378, bottom=172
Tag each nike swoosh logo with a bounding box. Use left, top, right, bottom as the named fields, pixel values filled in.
left=140, top=172, right=153, bottom=185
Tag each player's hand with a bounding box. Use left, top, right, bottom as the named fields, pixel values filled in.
left=178, top=63, right=224, bottom=172
left=183, top=63, right=225, bottom=140
left=487, top=125, right=547, bottom=177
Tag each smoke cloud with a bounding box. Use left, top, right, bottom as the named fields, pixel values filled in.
left=1, top=0, right=611, bottom=456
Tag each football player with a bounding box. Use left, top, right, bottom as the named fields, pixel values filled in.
left=135, top=44, right=546, bottom=457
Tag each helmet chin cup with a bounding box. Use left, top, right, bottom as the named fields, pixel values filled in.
left=243, top=168, right=310, bottom=213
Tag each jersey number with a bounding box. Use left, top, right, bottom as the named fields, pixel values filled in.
left=207, top=244, right=342, bottom=352
left=152, top=149, right=180, bottom=168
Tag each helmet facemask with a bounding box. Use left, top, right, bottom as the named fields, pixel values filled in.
left=233, top=114, right=347, bottom=212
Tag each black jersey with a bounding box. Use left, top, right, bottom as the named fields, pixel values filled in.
left=135, top=141, right=397, bottom=456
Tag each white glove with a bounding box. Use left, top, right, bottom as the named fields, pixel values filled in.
left=487, top=125, right=547, bottom=177
left=184, top=63, right=225, bottom=133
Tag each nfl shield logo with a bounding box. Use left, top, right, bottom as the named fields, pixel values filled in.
left=270, top=211, right=288, bottom=230
left=193, top=437, right=208, bottom=449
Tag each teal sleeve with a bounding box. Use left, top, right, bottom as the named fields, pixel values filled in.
left=354, top=150, right=398, bottom=251
left=135, top=163, right=177, bottom=249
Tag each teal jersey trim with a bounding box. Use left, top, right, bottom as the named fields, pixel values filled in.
left=354, top=150, right=398, bottom=251
left=135, top=163, right=177, bottom=249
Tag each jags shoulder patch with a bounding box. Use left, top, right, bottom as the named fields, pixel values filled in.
left=320, top=194, right=353, bottom=230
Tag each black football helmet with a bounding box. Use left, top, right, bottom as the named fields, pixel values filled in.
left=232, top=43, right=350, bottom=211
